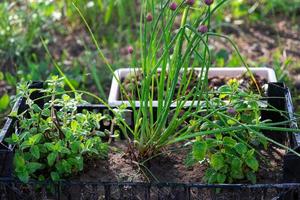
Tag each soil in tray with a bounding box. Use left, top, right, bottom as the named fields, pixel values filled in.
left=77, top=142, right=205, bottom=183
left=9, top=141, right=283, bottom=199
left=66, top=142, right=285, bottom=199
left=119, top=70, right=268, bottom=101
left=77, top=142, right=284, bottom=184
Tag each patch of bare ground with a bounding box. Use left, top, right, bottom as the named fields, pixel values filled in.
left=66, top=142, right=286, bottom=199
left=76, top=142, right=284, bottom=184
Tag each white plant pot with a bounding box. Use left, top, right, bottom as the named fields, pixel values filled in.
left=108, top=67, right=277, bottom=107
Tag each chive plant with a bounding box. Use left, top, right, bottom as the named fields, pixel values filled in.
left=121, top=0, right=257, bottom=160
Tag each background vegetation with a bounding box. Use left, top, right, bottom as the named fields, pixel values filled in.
left=0, top=0, right=300, bottom=125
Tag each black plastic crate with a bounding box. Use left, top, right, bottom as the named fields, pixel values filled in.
left=0, top=82, right=300, bottom=200
left=1, top=179, right=300, bottom=200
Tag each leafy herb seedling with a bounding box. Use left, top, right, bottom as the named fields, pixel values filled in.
left=190, top=81, right=268, bottom=184
left=6, top=76, right=109, bottom=183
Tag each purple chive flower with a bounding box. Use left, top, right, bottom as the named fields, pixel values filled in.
left=186, top=0, right=195, bottom=6
left=227, top=107, right=237, bottom=116
left=198, top=25, right=208, bottom=33
left=127, top=46, right=134, bottom=54
left=169, top=2, right=178, bottom=11
left=204, top=0, right=214, bottom=6
left=146, top=13, right=153, bottom=22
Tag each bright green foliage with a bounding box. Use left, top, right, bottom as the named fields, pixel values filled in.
left=0, top=93, right=10, bottom=111
left=104, top=0, right=242, bottom=161
left=0, top=0, right=297, bottom=187
left=6, top=77, right=109, bottom=183
left=191, top=81, right=266, bottom=184
left=193, top=141, right=207, bottom=161
left=0, top=2, right=56, bottom=72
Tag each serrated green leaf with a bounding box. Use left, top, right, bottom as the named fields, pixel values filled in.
left=248, top=101, right=259, bottom=110
left=62, top=94, right=70, bottom=101
left=231, top=157, right=242, bottom=170
left=17, top=171, right=29, bottom=183
left=215, top=132, right=223, bottom=140
left=231, top=168, right=244, bottom=179
left=0, top=93, right=10, bottom=111
left=47, top=152, right=57, bottom=166
left=246, top=149, right=255, bottom=157
left=218, top=85, right=232, bottom=99
left=20, top=140, right=31, bottom=150
left=76, top=156, right=83, bottom=171
left=71, top=120, right=78, bottom=131
left=11, top=133, right=20, bottom=143
left=41, top=108, right=51, bottom=117
left=234, top=143, right=247, bottom=155
left=227, top=119, right=237, bottom=125
left=14, top=153, right=25, bottom=169
left=50, top=171, right=60, bottom=181
left=30, top=146, right=40, bottom=159
left=55, top=161, right=64, bottom=174
left=4, top=137, right=13, bottom=144
left=208, top=171, right=218, bottom=184
left=71, top=141, right=81, bottom=153
left=38, top=175, right=45, bottom=181
left=29, top=134, right=42, bottom=145
left=217, top=173, right=226, bottom=184
left=218, top=85, right=232, bottom=93
left=62, top=160, right=72, bottom=174
left=193, top=141, right=207, bottom=161
left=60, top=147, right=71, bottom=154
left=5, top=72, right=16, bottom=85
left=223, top=136, right=236, bottom=147
left=210, top=153, right=224, bottom=171
left=27, top=162, right=43, bottom=174
left=32, top=104, right=42, bottom=113
left=245, top=156, right=259, bottom=171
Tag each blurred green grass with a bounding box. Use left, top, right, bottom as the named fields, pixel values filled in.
left=0, top=0, right=299, bottom=119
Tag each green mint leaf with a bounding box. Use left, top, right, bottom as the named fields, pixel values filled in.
left=210, top=153, right=224, bottom=171
left=17, top=171, right=29, bottom=183
left=217, top=173, right=226, bottom=184
left=50, top=171, right=60, bottom=181
left=27, top=162, right=43, bottom=174
left=0, top=93, right=10, bottom=111
left=193, top=141, right=207, bottom=161
left=47, top=152, right=57, bottom=166
left=234, top=143, right=247, bottom=155
left=245, top=156, right=259, bottom=171
left=30, top=145, right=40, bottom=159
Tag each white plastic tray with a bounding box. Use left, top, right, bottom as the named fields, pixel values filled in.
left=108, top=67, right=277, bottom=107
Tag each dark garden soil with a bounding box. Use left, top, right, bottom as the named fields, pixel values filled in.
left=120, top=72, right=267, bottom=101
left=77, top=142, right=206, bottom=183
left=66, top=142, right=285, bottom=199
left=208, top=73, right=267, bottom=92
left=77, top=142, right=284, bottom=184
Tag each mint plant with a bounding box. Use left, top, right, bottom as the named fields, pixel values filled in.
left=6, top=76, right=109, bottom=183
left=190, top=80, right=267, bottom=184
